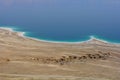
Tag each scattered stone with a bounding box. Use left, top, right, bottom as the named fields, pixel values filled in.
left=26, top=52, right=111, bottom=65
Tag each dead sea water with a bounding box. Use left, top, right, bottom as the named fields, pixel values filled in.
left=0, top=0, right=120, bottom=43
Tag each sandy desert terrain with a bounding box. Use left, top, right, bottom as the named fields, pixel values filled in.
left=0, top=28, right=120, bottom=80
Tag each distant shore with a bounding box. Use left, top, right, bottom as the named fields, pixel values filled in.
left=0, top=27, right=119, bottom=44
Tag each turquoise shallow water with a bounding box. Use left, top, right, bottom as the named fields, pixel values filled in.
left=0, top=0, right=120, bottom=43
left=0, top=26, right=119, bottom=44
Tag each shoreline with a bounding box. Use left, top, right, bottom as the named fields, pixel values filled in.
left=0, top=28, right=120, bottom=80
left=0, top=27, right=119, bottom=44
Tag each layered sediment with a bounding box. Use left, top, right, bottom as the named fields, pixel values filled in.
left=0, top=28, right=120, bottom=80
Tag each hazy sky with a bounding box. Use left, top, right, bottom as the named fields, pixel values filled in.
left=0, top=0, right=120, bottom=41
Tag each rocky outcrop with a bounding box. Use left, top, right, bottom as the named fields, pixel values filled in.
left=27, top=51, right=111, bottom=65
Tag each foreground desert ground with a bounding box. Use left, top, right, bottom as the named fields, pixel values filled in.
left=0, top=28, right=120, bottom=80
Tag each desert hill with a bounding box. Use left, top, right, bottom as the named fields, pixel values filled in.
left=0, top=28, right=120, bottom=80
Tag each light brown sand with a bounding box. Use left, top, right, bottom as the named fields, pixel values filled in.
left=0, top=28, right=120, bottom=80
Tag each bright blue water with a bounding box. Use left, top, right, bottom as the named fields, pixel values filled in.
left=0, top=0, right=120, bottom=42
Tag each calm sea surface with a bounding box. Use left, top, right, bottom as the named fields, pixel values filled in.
left=0, top=0, right=120, bottom=42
